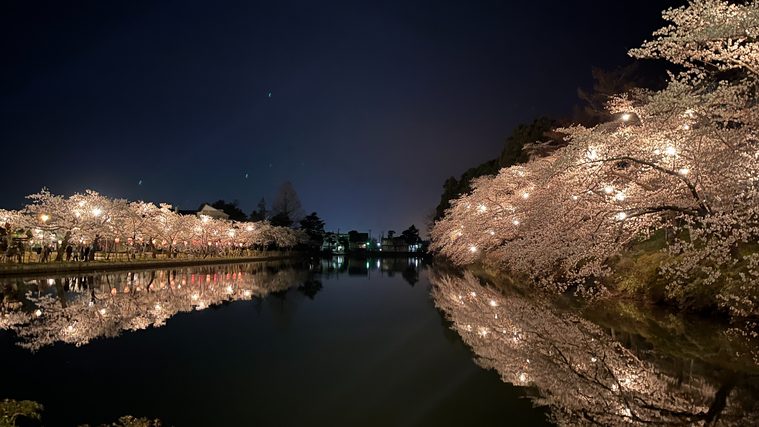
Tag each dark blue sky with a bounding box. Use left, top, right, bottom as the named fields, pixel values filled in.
left=1, top=0, right=685, bottom=236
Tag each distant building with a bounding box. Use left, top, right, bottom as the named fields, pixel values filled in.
left=348, top=231, right=369, bottom=250
left=319, top=231, right=373, bottom=252
left=380, top=236, right=409, bottom=252
left=320, top=233, right=349, bottom=252
left=177, top=204, right=229, bottom=220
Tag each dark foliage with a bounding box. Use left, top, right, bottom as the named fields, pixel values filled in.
left=210, top=199, right=248, bottom=222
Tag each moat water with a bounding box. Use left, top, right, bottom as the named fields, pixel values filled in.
left=1, top=257, right=757, bottom=426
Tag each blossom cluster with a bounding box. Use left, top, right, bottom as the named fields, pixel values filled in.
left=431, top=0, right=759, bottom=314
left=0, top=189, right=306, bottom=261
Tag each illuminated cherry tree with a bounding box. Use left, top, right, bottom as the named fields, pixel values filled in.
left=0, top=189, right=304, bottom=262
left=432, top=0, right=759, bottom=313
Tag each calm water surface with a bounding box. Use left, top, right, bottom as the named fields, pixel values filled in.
left=0, top=258, right=549, bottom=427
left=1, top=257, right=758, bottom=426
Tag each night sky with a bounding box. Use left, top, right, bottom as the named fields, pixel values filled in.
left=1, top=0, right=687, bottom=237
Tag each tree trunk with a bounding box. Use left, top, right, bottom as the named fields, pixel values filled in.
left=88, top=235, right=100, bottom=261
left=665, top=211, right=678, bottom=246
left=55, top=231, right=71, bottom=261
left=704, top=373, right=738, bottom=425
left=55, top=279, right=67, bottom=309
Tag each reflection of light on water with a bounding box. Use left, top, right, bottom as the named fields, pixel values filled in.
left=429, top=271, right=744, bottom=426
left=3, top=264, right=310, bottom=351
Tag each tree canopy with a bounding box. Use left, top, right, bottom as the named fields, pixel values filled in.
left=0, top=189, right=306, bottom=262
left=210, top=199, right=247, bottom=222
left=271, top=181, right=305, bottom=225
left=249, top=198, right=267, bottom=222
left=431, top=0, right=759, bottom=318
left=299, top=212, right=325, bottom=249
left=401, top=224, right=422, bottom=245
left=433, top=116, right=559, bottom=221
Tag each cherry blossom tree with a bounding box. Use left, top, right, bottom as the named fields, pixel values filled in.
left=0, top=189, right=300, bottom=263
left=431, top=0, right=759, bottom=314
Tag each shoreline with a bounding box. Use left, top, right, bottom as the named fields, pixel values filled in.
left=0, top=254, right=302, bottom=277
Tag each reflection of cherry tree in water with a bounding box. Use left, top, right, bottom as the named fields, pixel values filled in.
left=0, top=263, right=314, bottom=352
left=430, top=271, right=759, bottom=426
